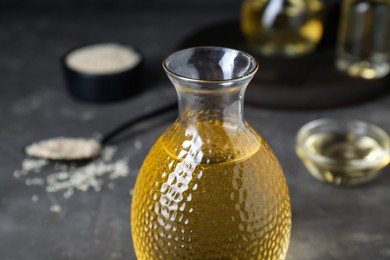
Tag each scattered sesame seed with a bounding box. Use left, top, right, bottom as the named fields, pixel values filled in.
left=13, top=145, right=130, bottom=210
left=45, top=156, right=129, bottom=195
left=25, top=177, right=44, bottom=186
left=101, top=146, right=117, bottom=162
left=134, top=140, right=143, bottom=149
left=63, top=189, right=74, bottom=199
left=32, top=195, right=39, bottom=202
left=21, top=159, right=48, bottom=172
left=110, top=252, right=122, bottom=259
left=50, top=205, right=61, bottom=213
left=13, top=170, right=22, bottom=178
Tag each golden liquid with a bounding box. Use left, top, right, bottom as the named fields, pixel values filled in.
left=298, top=132, right=389, bottom=186
left=336, top=0, right=390, bottom=79
left=241, top=0, right=324, bottom=57
left=131, top=120, right=291, bottom=259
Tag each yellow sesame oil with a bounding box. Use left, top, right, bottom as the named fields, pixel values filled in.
left=298, top=131, right=389, bottom=186
left=131, top=120, right=291, bottom=259
left=241, top=0, right=324, bottom=57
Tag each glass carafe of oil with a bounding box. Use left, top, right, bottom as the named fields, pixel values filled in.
left=241, top=0, right=324, bottom=57
left=131, top=47, right=291, bottom=259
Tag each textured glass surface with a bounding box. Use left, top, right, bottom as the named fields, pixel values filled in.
left=131, top=47, right=291, bottom=259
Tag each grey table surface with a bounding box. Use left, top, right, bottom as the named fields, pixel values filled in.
left=1, top=6, right=390, bottom=260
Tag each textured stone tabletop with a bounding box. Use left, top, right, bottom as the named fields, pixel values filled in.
left=0, top=5, right=389, bottom=260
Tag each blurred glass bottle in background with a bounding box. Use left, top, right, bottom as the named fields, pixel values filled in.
left=241, top=0, right=324, bottom=57
left=336, top=0, right=390, bottom=79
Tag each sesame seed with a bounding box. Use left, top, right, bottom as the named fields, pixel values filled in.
left=65, top=43, right=141, bottom=75
left=134, top=140, right=143, bottom=149
left=50, top=205, right=61, bottom=213
left=32, top=195, right=39, bottom=202
left=13, top=145, right=130, bottom=210
left=25, top=137, right=101, bottom=161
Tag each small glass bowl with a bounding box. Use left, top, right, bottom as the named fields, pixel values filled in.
left=296, top=118, right=390, bottom=186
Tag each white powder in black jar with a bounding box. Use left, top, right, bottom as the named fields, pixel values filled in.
left=65, top=43, right=141, bottom=74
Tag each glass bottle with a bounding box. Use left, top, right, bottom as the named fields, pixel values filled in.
left=241, top=0, right=324, bottom=57
left=336, top=0, right=390, bottom=79
left=131, top=47, right=291, bottom=259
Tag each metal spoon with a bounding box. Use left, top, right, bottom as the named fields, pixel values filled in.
left=25, top=103, right=177, bottom=161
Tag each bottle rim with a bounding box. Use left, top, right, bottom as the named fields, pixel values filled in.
left=163, top=46, right=259, bottom=85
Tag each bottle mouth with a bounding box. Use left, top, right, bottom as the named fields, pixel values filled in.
left=163, top=46, right=258, bottom=84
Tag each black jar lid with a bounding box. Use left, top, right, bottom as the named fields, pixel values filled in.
left=62, top=42, right=144, bottom=103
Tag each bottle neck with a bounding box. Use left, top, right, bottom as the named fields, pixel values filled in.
left=176, top=85, right=245, bottom=125
left=163, top=47, right=258, bottom=125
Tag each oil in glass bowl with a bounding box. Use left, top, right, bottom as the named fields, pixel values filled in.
left=296, top=119, right=390, bottom=186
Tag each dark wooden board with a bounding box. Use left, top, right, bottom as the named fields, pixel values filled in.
left=179, top=19, right=390, bottom=109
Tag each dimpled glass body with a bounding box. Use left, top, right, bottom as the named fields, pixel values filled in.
left=131, top=47, right=291, bottom=259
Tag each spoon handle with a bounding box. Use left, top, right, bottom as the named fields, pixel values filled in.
left=101, top=103, right=177, bottom=145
